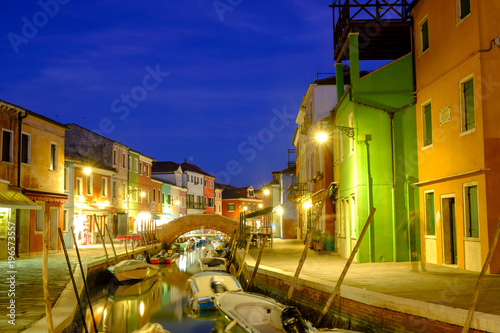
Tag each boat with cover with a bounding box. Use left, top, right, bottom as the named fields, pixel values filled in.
left=215, top=292, right=350, bottom=333
left=199, top=257, right=227, bottom=271
left=108, top=259, right=159, bottom=283
left=150, top=250, right=179, bottom=264
left=187, top=271, right=242, bottom=313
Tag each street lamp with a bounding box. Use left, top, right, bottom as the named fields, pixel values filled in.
left=263, top=189, right=270, bottom=196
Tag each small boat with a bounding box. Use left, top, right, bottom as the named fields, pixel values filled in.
left=198, top=237, right=208, bottom=246
left=215, top=292, right=321, bottom=333
left=199, top=257, right=227, bottom=271
left=187, top=271, right=242, bottom=313
left=150, top=250, right=179, bottom=264
left=110, top=276, right=159, bottom=299
left=108, top=259, right=159, bottom=283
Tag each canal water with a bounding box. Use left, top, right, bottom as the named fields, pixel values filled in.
left=86, top=245, right=239, bottom=333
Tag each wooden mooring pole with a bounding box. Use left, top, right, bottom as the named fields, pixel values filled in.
left=105, top=223, right=118, bottom=264
left=247, top=236, right=268, bottom=291
left=461, top=216, right=500, bottom=333
left=42, top=210, right=54, bottom=333
left=237, top=234, right=254, bottom=279
left=93, top=214, right=110, bottom=267
left=58, top=228, right=89, bottom=333
left=316, top=207, right=376, bottom=327
left=70, top=226, right=98, bottom=332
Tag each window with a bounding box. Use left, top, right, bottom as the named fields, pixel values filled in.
left=102, top=177, right=108, bottom=197
left=139, top=162, right=143, bottom=175
left=167, top=194, right=171, bottom=205
left=112, top=180, right=117, bottom=199
left=1, top=129, right=13, bottom=162
left=425, top=192, right=435, bottom=235
left=204, top=179, right=207, bottom=187
left=348, top=113, right=355, bottom=155
left=464, top=184, right=479, bottom=238
left=457, top=0, right=471, bottom=21
left=35, top=203, right=44, bottom=231
left=460, top=76, right=475, bottom=132
left=86, top=175, right=93, bottom=195
left=122, top=153, right=126, bottom=168
left=139, top=188, right=143, bottom=202
left=113, top=149, right=117, bottom=166
left=128, top=156, right=132, bottom=170
left=76, top=177, right=83, bottom=196
left=64, top=167, right=68, bottom=192
left=50, top=143, right=57, bottom=170
left=153, top=188, right=156, bottom=202
left=228, top=203, right=235, bottom=212
left=146, top=165, right=150, bottom=176
left=134, top=158, right=138, bottom=172
left=423, top=102, right=433, bottom=146
left=419, top=17, right=429, bottom=54
left=253, top=204, right=257, bottom=211
left=146, top=190, right=150, bottom=204
left=249, top=190, right=254, bottom=197
left=135, top=187, right=139, bottom=202
left=162, top=193, right=165, bottom=204
left=21, top=133, right=30, bottom=164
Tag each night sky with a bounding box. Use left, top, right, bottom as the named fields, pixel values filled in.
left=1, top=1, right=335, bottom=188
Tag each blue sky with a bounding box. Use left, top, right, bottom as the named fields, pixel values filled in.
left=1, top=0, right=335, bottom=188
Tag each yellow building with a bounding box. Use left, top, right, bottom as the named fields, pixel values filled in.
left=411, top=0, right=500, bottom=272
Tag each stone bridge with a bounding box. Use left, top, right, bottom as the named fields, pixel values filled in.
left=156, top=214, right=239, bottom=246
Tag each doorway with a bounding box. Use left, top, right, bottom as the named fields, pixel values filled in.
left=441, top=196, right=457, bottom=265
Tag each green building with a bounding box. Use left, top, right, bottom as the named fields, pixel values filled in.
left=332, top=33, right=420, bottom=263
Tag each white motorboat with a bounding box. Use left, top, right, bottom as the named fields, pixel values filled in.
left=108, top=259, right=160, bottom=283
left=199, top=257, right=227, bottom=271
left=215, top=292, right=334, bottom=333
left=187, top=271, right=242, bottom=313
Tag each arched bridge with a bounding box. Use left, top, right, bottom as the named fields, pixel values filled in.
left=156, top=214, right=239, bottom=246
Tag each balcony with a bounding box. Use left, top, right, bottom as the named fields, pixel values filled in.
left=331, top=0, right=413, bottom=62
left=287, top=182, right=308, bottom=202
left=187, top=202, right=206, bottom=210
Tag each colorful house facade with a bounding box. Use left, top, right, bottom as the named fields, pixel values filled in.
left=332, top=33, right=419, bottom=263
left=1, top=100, right=67, bottom=257
left=411, top=0, right=500, bottom=273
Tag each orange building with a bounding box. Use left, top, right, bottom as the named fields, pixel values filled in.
left=0, top=100, right=67, bottom=256
left=411, top=0, right=500, bottom=272
left=221, top=185, right=263, bottom=232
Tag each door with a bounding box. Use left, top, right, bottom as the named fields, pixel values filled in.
left=50, top=207, right=59, bottom=250
left=441, top=196, right=457, bottom=265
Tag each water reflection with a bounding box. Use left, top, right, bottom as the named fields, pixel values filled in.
left=87, top=246, right=234, bottom=333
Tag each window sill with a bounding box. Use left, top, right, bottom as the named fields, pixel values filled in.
left=422, top=143, right=433, bottom=151
left=463, top=237, right=480, bottom=242
left=460, top=127, right=476, bottom=137
left=456, top=13, right=471, bottom=27
left=425, top=235, right=437, bottom=239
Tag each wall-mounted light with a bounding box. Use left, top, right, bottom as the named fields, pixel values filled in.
left=83, top=167, right=92, bottom=175
left=263, top=189, right=270, bottom=196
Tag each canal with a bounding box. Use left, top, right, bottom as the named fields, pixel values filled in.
left=86, top=245, right=236, bottom=333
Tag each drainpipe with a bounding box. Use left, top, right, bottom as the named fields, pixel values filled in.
left=16, top=111, right=28, bottom=258
left=17, top=111, right=28, bottom=187
left=388, top=112, right=397, bottom=261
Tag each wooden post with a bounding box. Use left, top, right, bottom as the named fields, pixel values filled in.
left=105, top=224, right=118, bottom=263
left=316, top=207, right=376, bottom=327
left=286, top=185, right=331, bottom=303
left=124, top=239, right=129, bottom=258
left=247, top=236, right=268, bottom=291
left=94, top=214, right=109, bottom=267
left=287, top=226, right=316, bottom=303
left=462, top=216, right=500, bottom=333
left=237, top=234, right=254, bottom=279
left=42, top=210, right=55, bottom=333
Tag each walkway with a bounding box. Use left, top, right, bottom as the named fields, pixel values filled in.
left=0, top=239, right=499, bottom=332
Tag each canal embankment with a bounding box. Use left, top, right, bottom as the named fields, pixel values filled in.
left=235, top=239, right=500, bottom=333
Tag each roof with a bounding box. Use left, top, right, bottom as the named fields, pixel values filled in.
left=0, top=187, right=41, bottom=210
left=181, top=161, right=215, bottom=178
left=0, top=99, right=68, bottom=129
left=152, top=161, right=180, bottom=173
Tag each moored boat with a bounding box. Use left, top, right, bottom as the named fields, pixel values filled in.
left=187, top=271, right=242, bottom=314
left=150, top=250, right=179, bottom=264
left=215, top=292, right=329, bottom=333
left=108, top=259, right=160, bottom=283
left=199, top=257, right=227, bottom=271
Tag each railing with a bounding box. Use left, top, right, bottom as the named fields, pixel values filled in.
left=187, top=202, right=206, bottom=209
left=331, top=0, right=412, bottom=59
left=287, top=182, right=308, bottom=201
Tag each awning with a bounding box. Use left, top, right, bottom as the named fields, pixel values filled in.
left=245, top=206, right=273, bottom=218
left=24, top=189, right=68, bottom=203
left=0, top=189, right=41, bottom=210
